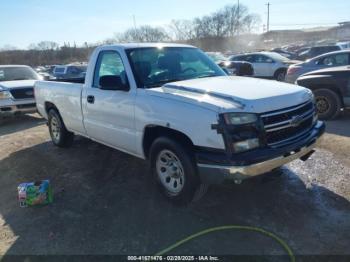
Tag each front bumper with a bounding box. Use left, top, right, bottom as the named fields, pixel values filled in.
left=0, top=99, right=36, bottom=116
left=197, top=121, right=325, bottom=184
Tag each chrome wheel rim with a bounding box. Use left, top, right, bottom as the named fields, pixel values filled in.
left=50, top=116, right=61, bottom=142
left=316, top=96, right=330, bottom=114
left=156, top=150, right=185, bottom=195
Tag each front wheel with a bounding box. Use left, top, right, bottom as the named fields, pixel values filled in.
left=150, top=137, right=200, bottom=205
left=48, top=109, right=74, bottom=147
left=313, top=89, right=341, bottom=120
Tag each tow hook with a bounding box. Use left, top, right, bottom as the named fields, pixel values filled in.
left=300, top=150, right=315, bottom=162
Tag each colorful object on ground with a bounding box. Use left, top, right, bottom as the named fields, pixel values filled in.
left=17, top=180, right=53, bottom=207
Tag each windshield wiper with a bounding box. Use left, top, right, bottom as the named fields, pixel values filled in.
left=11, top=78, right=32, bottom=81
left=145, top=78, right=184, bottom=88
left=196, top=74, right=218, bottom=79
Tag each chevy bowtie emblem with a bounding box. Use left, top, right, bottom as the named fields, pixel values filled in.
left=290, top=115, right=303, bottom=127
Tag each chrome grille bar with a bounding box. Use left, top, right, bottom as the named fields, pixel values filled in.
left=265, top=109, right=314, bottom=132
left=261, top=100, right=316, bottom=147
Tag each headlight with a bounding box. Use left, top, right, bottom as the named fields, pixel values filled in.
left=0, top=90, right=12, bottom=99
left=233, top=138, right=260, bottom=153
left=223, top=113, right=258, bottom=125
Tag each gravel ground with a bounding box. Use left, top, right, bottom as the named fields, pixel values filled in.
left=0, top=113, right=349, bottom=260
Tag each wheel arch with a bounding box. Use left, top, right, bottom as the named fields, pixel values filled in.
left=274, top=67, right=287, bottom=75
left=45, top=101, right=59, bottom=115
left=142, top=125, right=195, bottom=160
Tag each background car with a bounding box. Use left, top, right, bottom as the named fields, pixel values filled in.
left=296, top=66, right=350, bottom=120
left=0, top=65, right=40, bottom=116
left=217, top=61, right=254, bottom=76
left=230, top=51, right=301, bottom=81
left=53, top=64, right=87, bottom=79
left=286, top=50, right=350, bottom=83
left=298, top=45, right=341, bottom=60
left=336, top=41, right=350, bottom=50
left=270, top=48, right=299, bottom=60
left=207, top=52, right=254, bottom=76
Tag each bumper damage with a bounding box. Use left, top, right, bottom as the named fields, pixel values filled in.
left=197, top=121, right=325, bottom=184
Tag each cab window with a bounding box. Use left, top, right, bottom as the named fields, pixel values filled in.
left=93, top=51, right=128, bottom=88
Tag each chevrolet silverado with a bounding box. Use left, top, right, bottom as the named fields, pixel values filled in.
left=35, top=43, right=325, bottom=203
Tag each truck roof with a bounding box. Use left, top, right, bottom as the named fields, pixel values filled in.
left=100, top=43, right=196, bottom=50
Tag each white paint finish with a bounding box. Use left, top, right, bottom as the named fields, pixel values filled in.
left=35, top=44, right=312, bottom=159
left=134, top=89, right=225, bottom=155
left=0, top=80, right=36, bottom=89
left=35, top=81, right=86, bottom=135
left=160, top=76, right=312, bottom=113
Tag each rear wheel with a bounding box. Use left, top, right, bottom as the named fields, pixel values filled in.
left=48, top=109, right=74, bottom=147
left=274, top=69, right=286, bottom=81
left=314, top=89, right=341, bottom=120
left=150, top=137, right=200, bottom=205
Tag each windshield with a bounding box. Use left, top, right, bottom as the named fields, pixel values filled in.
left=0, top=66, right=39, bottom=82
left=206, top=52, right=227, bottom=63
left=126, top=47, right=226, bottom=88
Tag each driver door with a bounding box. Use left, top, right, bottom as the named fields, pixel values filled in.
left=82, top=50, right=137, bottom=154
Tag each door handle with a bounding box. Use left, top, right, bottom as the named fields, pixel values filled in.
left=87, top=95, right=95, bottom=104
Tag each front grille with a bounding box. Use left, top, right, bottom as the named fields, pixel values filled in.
left=17, top=103, right=36, bottom=109
left=10, top=87, right=34, bottom=99
left=261, top=101, right=315, bottom=147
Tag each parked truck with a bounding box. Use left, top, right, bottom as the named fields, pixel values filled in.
left=0, top=65, right=40, bottom=116
left=35, top=43, right=325, bottom=204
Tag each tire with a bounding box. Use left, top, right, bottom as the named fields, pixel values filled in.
left=149, top=137, right=200, bottom=205
left=48, top=109, right=74, bottom=147
left=313, top=89, right=341, bottom=120
left=274, top=69, right=286, bottom=81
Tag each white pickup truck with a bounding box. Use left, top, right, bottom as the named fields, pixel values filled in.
left=35, top=43, right=325, bottom=203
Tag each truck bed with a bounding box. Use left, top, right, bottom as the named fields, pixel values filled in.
left=35, top=79, right=86, bottom=135
left=49, top=77, right=85, bottom=84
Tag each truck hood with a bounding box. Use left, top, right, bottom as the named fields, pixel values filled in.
left=0, top=80, right=36, bottom=90
left=151, top=76, right=312, bottom=113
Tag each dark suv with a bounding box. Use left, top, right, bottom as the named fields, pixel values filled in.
left=298, top=46, right=341, bottom=60
left=296, top=66, right=350, bottom=120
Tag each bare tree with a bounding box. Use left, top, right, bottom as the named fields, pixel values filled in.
left=169, top=20, right=196, bottom=41
left=0, top=45, right=18, bottom=51
left=190, top=4, right=260, bottom=38
left=115, top=25, right=170, bottom=43
left=28, top=41, right=59, bottom=50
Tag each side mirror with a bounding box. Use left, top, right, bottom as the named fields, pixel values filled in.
left=99, top=75, right=129, bottom=91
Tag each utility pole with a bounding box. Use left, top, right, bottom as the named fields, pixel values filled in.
left=132, top=15, right=137, bottom=31
left=237, top=0, right=240, bottom=36
left=266, top=2, right=270, bottom=32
